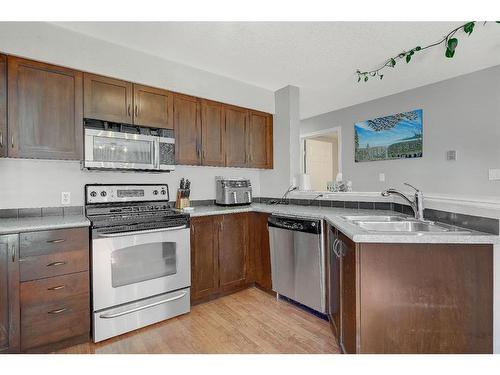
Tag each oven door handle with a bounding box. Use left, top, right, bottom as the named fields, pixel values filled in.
left=96, top=225, right=188, bottom=238
left=98, top=292, right=188, bottom=319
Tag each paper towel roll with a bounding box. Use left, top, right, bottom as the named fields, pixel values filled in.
left=299, top=174, right=311, bottom=191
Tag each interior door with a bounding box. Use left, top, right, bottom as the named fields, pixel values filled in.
left=133, top=84, right=173, bottom=129
left=8, top=57, right=83, bottom=160
left=201, top=99, right=225, bottom=166
left=248, top=111, right=273, bottom=169
left=0, top=235, right=20, bottom=353
left=0, top=54, right=6, bottom=158
left=218, top=213, right=248, bottom=290
left=174, top=93, right=201, bottom=165
left=84, top=73, right=133, bottom=124
left=190, top=216, right=220, bottom=302
left=224, top=105, right=248, bottom=167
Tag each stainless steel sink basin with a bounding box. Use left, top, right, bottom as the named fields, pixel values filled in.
left=341, top=215, right=410, bottom=222
left=356, top=221, right=470, bottom=233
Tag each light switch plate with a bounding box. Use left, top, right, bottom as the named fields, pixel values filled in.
left=379, top=173, right=385, bottom=182
left=489, top=169, right=500, bottom=181
left=446, top=150, right=457, bottom=161
left=61, top=192, right=71, bottom=205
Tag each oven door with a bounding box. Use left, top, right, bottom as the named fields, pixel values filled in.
left=84, top=128, right=158, bottom=171
left=92, top=226, right=190, bottom=311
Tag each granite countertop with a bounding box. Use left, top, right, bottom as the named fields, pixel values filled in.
left=187, top=203, right=500, bottom=244
left=0, top=214, right=90, bottom=235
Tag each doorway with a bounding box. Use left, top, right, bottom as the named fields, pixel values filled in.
left=300, top=127, right=342, bottom=191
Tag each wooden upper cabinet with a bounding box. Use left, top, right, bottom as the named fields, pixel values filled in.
left=0, top=234, right=20, bottom=354
left=248, top=111, right=273, bottom=169
left=219, top=213, right=248, bottom=290
left=84, top=73, right=133, bottom=123
left=174, top=93, right=201, bottom=165
left=133, top=84, right=173, bottom=129
left=8, top=57, right=83, bottom=160
left=201, top=99, right=225, bottom=166
left=224, top=105, right=248, bottom=167
left=0, top=54, right=6, bottom=158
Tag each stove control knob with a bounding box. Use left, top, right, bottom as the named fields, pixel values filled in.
left=153, top=190, right=159, bottom=195
left=161, top=190, right=166, bottom=195
left=100, top=191, right=107, bottom=197
left=90, top=191, right=97, bottom=197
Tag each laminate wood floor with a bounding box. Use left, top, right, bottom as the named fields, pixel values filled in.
left=57, top=287, right=340, bottom=354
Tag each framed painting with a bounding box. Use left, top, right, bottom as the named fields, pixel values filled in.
left=354, top=109, right=423, bottom=162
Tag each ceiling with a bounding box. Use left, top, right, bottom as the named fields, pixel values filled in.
left=53, top=22, right=500, bottom=119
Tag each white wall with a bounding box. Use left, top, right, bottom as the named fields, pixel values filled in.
left=260, top=85, right=301, bottom=198
left=0, top=22, right=274, bottom=208
left=301, top=65, right=500, bottom=199
left=0, top=159, right=262, bottom=208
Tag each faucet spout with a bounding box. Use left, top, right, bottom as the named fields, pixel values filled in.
left=381, top=184, right=425, bottom=221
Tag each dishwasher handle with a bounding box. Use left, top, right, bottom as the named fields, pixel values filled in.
left=268, top=215, right=321, bottom=234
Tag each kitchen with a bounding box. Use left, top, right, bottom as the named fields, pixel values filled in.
left=1, top=5, right=500, bottom=374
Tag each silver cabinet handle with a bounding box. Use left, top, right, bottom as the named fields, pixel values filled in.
left=128, top=104, right=131, bottom=117
left=135, top=105, right=139, bottom=117
left=47, top=261, right=66, bottom=267
left=11, top=245, right=15, bottom=263
left=47, top=239, right=66, bottom=244
left=96, top=225, right=187, bottom=238
left=11, top=135, right=14, bottom=148
left=0, top=131, right=3, bottom=148
left=48, top=308, right=67, bottom=315
left=99, top=292, right=188, bottom=319
left=47, top=285, right=66, bottom=291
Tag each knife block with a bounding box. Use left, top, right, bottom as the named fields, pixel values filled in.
left=175, top=190, right=190, bottom=209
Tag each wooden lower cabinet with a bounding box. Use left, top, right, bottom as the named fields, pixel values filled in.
left=191, top=213, right=272, bottom=304
left=18, top=227, right=90, bottom=352
left=250, top=213, right=272, bottom=291
left=190, top=215, right=220, bottom=301
left=0, top=234, right=20, bottom=354
left=328, top=226, right=493, bottom=354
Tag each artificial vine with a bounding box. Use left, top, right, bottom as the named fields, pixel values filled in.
left=356, top=21, right=500, bottom=82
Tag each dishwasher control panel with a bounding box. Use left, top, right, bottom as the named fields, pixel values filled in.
left=267, top=215, right=321, bottom=234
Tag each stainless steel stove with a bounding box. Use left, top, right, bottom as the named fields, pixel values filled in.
left=85, top=184, right=191, bottom=342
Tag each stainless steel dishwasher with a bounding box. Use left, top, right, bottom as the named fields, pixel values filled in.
left=268, top=215, right=326, bottom=313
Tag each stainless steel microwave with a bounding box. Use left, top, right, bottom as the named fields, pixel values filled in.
left=83, top=119, right=175, bottom=172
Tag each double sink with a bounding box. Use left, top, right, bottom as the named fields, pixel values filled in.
left=341, top=215, right=470, bottom=234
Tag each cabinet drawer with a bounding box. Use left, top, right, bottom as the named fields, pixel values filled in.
left=20, top=271, right=89, bottom=308
left=20, top=227, right=88, bottom=258
left=19, top=249, right=89, bottom=282
left=21, top=293, right=90, bottom=351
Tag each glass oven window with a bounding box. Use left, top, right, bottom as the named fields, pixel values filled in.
left=93, top=136, right=153, bottom=164
left=111, top=242, right=177, bottom=288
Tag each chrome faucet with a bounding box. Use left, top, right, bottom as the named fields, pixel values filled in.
left=381, top=183, right=425, bottom=221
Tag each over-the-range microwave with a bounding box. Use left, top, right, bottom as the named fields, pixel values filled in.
left=83, top=119, right=175, bottom=172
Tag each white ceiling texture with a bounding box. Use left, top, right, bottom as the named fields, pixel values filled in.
left=53, top=22, right=500, bottom=119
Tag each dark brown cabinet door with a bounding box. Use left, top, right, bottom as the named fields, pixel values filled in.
left=327, top=225, right=341, bottom=339
left=174, top=93, right=201, bottom=165
left=133, top=84, right=173, bottom=129
left=224, top=105, right=248, bottom=167
left=0, top=235, right=20, bottom=354
left=8, top=57, right=83, bottom=160
left=190, top=216, right=220, bottom=302
left=219, top=213, right=248, bottom=290
left=248, top=111, right=273, bottom=169
left=339, top=232, right=357, bottom=354
left=0, top=54, right=6, bottom=158
left=201, top=99, right=225, bottom=166
left=250, top=213, right=272, bottom=290
left=84, top=73, right=133, bottom=123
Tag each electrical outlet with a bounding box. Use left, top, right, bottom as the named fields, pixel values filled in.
left=379, top=173, right=385, bottom=182
left=61, top=192, right=71, bottom=205
left=489, top=169, right=500, bottom=181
